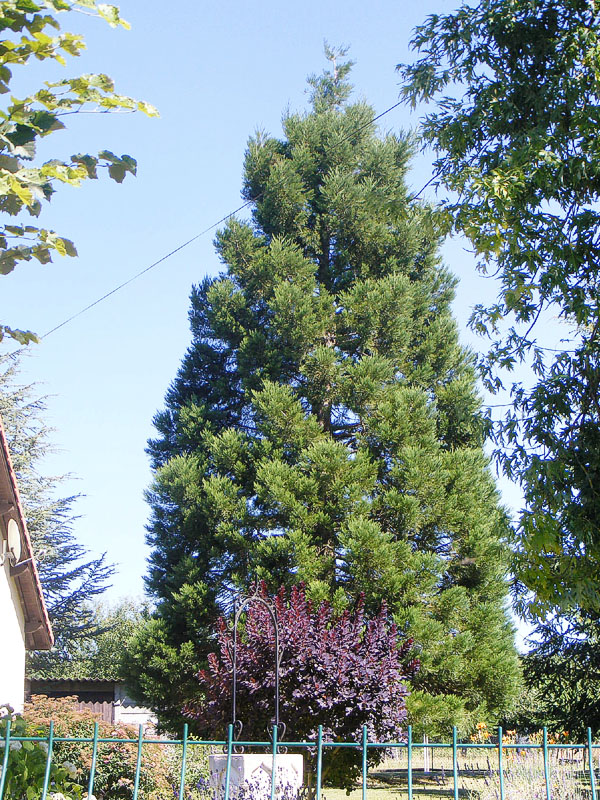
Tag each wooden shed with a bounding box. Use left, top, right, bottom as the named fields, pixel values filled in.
left=26, top=678, right=157, bottom=728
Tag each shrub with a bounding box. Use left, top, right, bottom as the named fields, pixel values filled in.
left=22, top=695, right=171, bottom=799
left=158, top=738, right=211, bottom=799
left=185, top=584, right=418, bottom=792
left=0, top=705, right=83, bottom=800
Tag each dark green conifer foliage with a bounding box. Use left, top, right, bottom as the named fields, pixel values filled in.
left=130, top=51, right=520, bottom=733
left=0, top=354, right=114, bottom=677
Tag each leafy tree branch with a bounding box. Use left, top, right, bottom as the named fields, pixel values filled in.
left=399, top=0, right=600, bottom=616
left=0, top=0, right=158, bottom=344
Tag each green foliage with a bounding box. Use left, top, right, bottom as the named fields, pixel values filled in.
left=399, top=0, right=600, bottom=616
left=406, top=690, right=472, bottom=740
left=518, top=613, right=600, bottom=738
left=130, top=52, right=521, bottom=735
left=0, top=353, right=114, bottom=674
left=21, top=695, right=173, bottom=799
left=0, top=707, right=83, bottom=800
left=0, top=0, right=158, bottom=344
left=31, top=598, right=148, bottom=680
left=122, top=611, right=209, bottom=733
left=498, top=678, right=550, bottom=737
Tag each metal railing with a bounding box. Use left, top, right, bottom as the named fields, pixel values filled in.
left=1, top=720, right=598, bottom=800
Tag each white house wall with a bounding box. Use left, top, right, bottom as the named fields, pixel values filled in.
left=0, top=558, right=26, bottom=712
left=113, top=683, right=157, bottom=729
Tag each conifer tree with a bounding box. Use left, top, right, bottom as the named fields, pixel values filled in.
left=129, top=50, right=520, bottom=733
left=0, top=354, right=114, bottom=675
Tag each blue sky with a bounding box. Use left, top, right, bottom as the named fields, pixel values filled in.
left=3, top=0, right=537, bottom=618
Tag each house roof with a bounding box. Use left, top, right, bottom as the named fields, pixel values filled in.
left=0, top=415, right=53, bottom=650
left=29, top=678, right=125, bottom=688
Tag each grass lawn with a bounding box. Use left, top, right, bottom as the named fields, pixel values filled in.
left=322, top=763, right=481, bottom=799
left=319, top=746, right=596, bottom=799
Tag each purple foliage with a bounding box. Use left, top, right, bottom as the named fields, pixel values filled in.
left=185, top=585, right=418, bottom=789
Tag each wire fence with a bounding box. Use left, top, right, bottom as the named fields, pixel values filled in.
left=1, top=719, right=599, bottom=800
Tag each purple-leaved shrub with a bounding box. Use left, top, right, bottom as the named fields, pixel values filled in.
left=185, top=584, right=418, bottom=791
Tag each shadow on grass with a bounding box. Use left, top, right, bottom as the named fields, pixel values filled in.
left=376, top=767, right=491, bottom=781
left=333, top=787, right=475, bottom=798
left=368, top=768, right=483, bottom=798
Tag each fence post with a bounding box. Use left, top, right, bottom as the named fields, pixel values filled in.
left=132, top=723, right=144, bottom=800
left=498, top=726, right=505, bottom=800
left=270, top=723, right=278, bottom=800
left=88, top=720, right=99, bottom=797
left=0, top=717, right=11, bottom=800
left=40, top=720, right=54, bottom=800
left=588, top=727, right=597, bottom=800
left=224, top=723, right=234, bottom=800
left=423, top=734, right=430, bottom=773
left=178, top=723, right=189, bottom=800
left=542, top=727, right=550, bottom=800
left=362, top=725, right=368, bottom=800
left=316, top=724, right=323, bottom=800
left=407, top=725, right=413, bottom=800
left=452, top=726, right=459, bottom=800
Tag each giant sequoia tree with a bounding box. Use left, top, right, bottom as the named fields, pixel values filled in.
left=129, top=53, right=520, bottom=733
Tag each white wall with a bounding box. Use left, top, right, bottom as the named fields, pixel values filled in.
left=0, top=560, right=26, bottom=713
left=113, top=684, right=157, bottom=729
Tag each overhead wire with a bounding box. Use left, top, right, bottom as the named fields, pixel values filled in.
left=41, top=99, right=407, bottom=340
left=18, top=91, right=572, bottom=418
left=41, top=201, right=251, bottom=339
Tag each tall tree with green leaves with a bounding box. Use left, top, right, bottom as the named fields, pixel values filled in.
left=0, top=0, right=157, bottom=345
left=519, top=613, right=600, bottom=738
left=0, top=353, right=114, bottom=674
left=399, top=0, right=600, bottom=617
left=128, top=50, right=520, bottom=734
left=31, top=598, right=148, bottom=680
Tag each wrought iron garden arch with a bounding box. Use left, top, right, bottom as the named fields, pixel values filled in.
left=230, top=584, right=285, bottom=742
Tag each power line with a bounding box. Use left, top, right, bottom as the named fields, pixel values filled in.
left=42, top=99, right=406, bottom=340
left=42, top=201, right=251, bottom=339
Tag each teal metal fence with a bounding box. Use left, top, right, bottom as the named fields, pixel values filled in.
left=1, top=720, right=599, bottom=800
